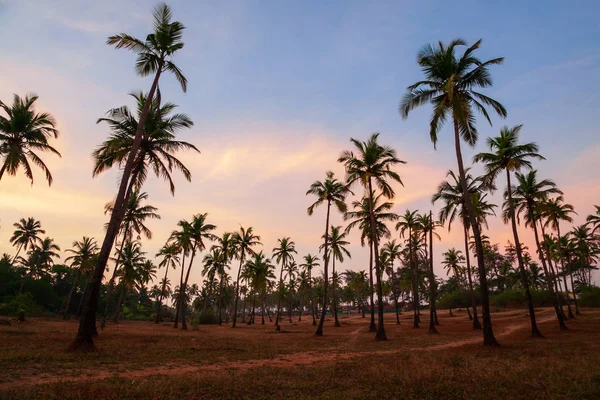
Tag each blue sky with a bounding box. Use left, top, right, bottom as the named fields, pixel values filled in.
left=1, top=0, right=599, bottom=285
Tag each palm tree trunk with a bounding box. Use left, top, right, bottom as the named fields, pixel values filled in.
left=241, top=294, right=247, bottom=323
left=410, top=226, right=419, bottom=329
left=174, top=252, right=186, bottom=328
left=565, top=253, right=580, bottom=315
left=555, top=223, right=576, bottom=318
left=180, top=247, right=198, bottom=330
left=531, top=210, right=567, bottom=330
left=368, top=179, right=386, bottom=341
left=316, top=200, right=331, bottom=336
left=101, top=225, right=131, bottom=330
left=73, top=68, right=163, bottom=350
left=19, top=271, right=31, bottom=294
left=288, top=282, right=293, bottom=323
left=248, top=290, right=256, bottom=325
left=261, top=291, right=266, bottom=325
left=275, top=261, right=285, bottom=331
left=453, top=120, right=498, bottom=346
left=332, top=257, right=340, bottom=327
left=62, top=268, right=80, bottom=317
left=155, top=265, right=170, bottom=324
left=464, top=227, right=481, bottom=330
left=218, top=273, right=224, bottom=325
left=428, top=213, right=438, bottom=334
left=309, top=268, right=316, bottom=326
left=368, top=240, right=376, bottom=332
left=113, top=285, right=126, bottom=323
left=232, top=253, right=245, bottom=328
left=390, top=267, right=400, bottom=325
left=12, top=243, right=23, bottom=265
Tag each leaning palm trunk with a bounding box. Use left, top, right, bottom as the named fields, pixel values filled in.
left=368, top=241, right=376, bottom=332
left=180, top=248, right=198, bottom=330
left=453, top=121, right=498, bottom=346
left=332, top=258, right=340, bottom=327
left=173, top=252, right=186, bottom=328
left=316, top=200, right=331, bottom=336
left=74, top=69, right=162, bottom=350
left=464, top=227, right=481, bottom=329
left=368, top=179, right=386, bottom=340
left=506, top=171, right=542, bottom=337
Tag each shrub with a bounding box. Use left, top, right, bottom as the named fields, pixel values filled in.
left=578, top=286, right=600, bottom=307
left=197, top=310, right=218, bottom=325
left=0, top=293, right=42, bottom=319
left=491, top=289, right=556, bottom=309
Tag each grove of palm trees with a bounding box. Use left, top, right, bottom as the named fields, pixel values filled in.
left=1, top=3, right=599, bottom=399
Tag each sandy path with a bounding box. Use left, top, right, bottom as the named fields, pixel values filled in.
left=0, top=312, right=561, bottom=389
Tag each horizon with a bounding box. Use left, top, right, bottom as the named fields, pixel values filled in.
left=1, top=0, right=599, bottom=288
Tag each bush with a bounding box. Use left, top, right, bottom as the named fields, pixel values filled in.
left=579, top=286, right=600, bottom=307
left=437, top=289, right=476, bottom=310
left=197, top=310, right=218, bottom=325
left=0, top=293, right=43, bottom=319
left=491, top=289, right=557, bottom=309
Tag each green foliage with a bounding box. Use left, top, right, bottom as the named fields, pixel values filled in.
left=437, top=289, right=475, bottom=309
left=197, top=310, right=218, bottom=325
left=491, top=289, right=558, bottom=309
left=0, top=292, right=42, bottom=318
left=578, top=286, right=600, bottom=307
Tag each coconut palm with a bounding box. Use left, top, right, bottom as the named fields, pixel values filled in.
left=10, top=217, right=45, bottom=263
left=569, top=225, right=598, bottom=287
left=381, top=240, right=403, bottom=325
left=417, top=211, right=441, bottom=333
left=284, top=261, right=300, bottom=323
left=93, top=92, right=197, bottom=195
left=510, top=170, right=567, bottom=329
left=345, top=192, right=398, bottom=332
left=400, top=39, right=506, bottom=346
left=320, top=226, right=351, bottom=327
left=442, top=249, right=466, bottom=298
left=396, top=209, right=422, bottom=328
left=0, top=94, right=60, bottom=185
left=18, top=237, right=60, bottom=293
left=154, top=243, right=180, bottom=323
left=306, top=171, right=350, bottom=336
left=63, top=237, right=98, bottom=317
left=75, top=3, right=188, bottom=349
left=339, top=133, right=405, bottom=341
left=586, top=206, right=600, bottom=234
left=244, top=251, right=275, bottom=325
left=231, top=226, right=262, bottom=327
left=112, top=242, right=150, bottom=322
left=475, top=125, right=544, bottom=337
left=300, top=254, right=320, bottom=325
left=272, top=237, right=297, bottom=331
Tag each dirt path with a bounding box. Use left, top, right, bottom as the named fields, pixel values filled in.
left=0, top=312, right=563, bottom=390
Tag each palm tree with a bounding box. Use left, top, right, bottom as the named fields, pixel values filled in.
left=475, top=125, right=544, bottom=337
left=339, top=133, right=405, bottom=341
left=10, top=217, right=45, bottom=263
left=201, top=248, right=222, bottom=317
left=272, top=237, right=297, bottom=331
left=63, top=237, right=98, bottom=317
left=321, top=226, right=351, bottom=327
left=345, top=192, right=398, bottom=332
left=0, top=94, right=60, bottom=185
left=178, top=213, right=217, bottom=329
left=231, top=226, right=262, bottom=328
left=112, top=242, right=150, bottom=322
left=381, top=240, right=402, bottom=325
left=586, top=206, right=600, bottom=234
left=284, top=261, right=299, bottom=323
left=442, top=248, right=466, bottom=306
left=306, top=171, right=350, bottom=336
left=397, top=210, right=422, bottom=328
left=432, top=169, right=490, bottom=329
left=400, top=39, right=506, bottom=346
left=100, top=191, right=160, bottom=329
left=244, top=251, right=275, bottom=325
left=543, top=196, right=579, bottom=315
left=569, top=225, right=598, bottom=287
left=510, top=170, right=567, bottom=329
left=93, top=92, right=197, bottom=195
left=300, top=254, right=320, bottom=325
left=418, top=211, right=441, bottom=333
left=154, top=243, right=180, bottom=323
left=213, top=233, right=235, bottom=325
left=18, top=237, right=60, bottom=293
left=75, top=3, right=188, bottom=349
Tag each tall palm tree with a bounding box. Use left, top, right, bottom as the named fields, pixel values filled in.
left=321, top=226, right=351, bottom=327
left=510, top=170, right=567, bottom=329
left=417, top=211, right=441, bottom=333
left=396, top=209, right=422, bottom=328
left=432, top=169, right=491, bottom=329
left=231, top=226, right=262, bottom=327
left=381, top=240, right=402, bottom=325
left=154, top=243, right=180, bottom=323
left=345, top=192, right=398, bottom=332
left=76, top=3, right=188, bottom=349
left=306, top=171, right=350, bottom=336
left=213, top=233, right=235, bottom=325
left=475, top=125, right=544, bottom=337
left=339, top=133, right=405, bottom=341
left=543, top=196, right=578, bottom=315
left=63, top=237, right=98, bottom=317
left=272, top=237, right=297, bottom=331
left=244, top=251, right=275, bottom=325
left=112, top=242, right=152, bottom=322
left=10, top=217, right=45, bottom=263
left=93, top=92, right=197, bottom=195
left=284, top=261, right=299, bottom=323
left=442, top=249, right=466, bottom=300
left=178, top=213, right=217, bottom=329
left=0, top=94, right=60, bottom=185
left=300, top=254, right=320, bottom=325
left=586, top=206, right=600, bottom=234
left=100, top=190, right=160, bottom=329
left=400, top=39, right=506, bottom=346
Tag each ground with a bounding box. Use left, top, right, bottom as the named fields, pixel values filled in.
left=1, top=308, right=599, bottom=399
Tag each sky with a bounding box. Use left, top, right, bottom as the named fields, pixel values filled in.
left=1, top=0, right=599, bottom=288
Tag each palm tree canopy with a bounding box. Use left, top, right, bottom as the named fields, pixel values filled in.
left=344, top=192, right=398, bottom=245
left=232, top=226, right=262, bottom=260
left=10, top=217, right=45, bottom=252
left=400, top=39, right=507, bottom=148
left=338, top=133, right=405, bottom=199
left=107, top=2, right=187, bottom=91
left=0, top=94, right=61, bottom=185
left=105, top=190, right=160, bottom=240
left=272, top=237, right=297, bottom=267
left=321, top=226, right=351, bottom=263
left=156, top=243, right=180, bottom=270
left=306, top=170, right=350, bottom=216
left=442, top=248, right=465, bottom=276
left=93, top=92, right=197, bottom=194
left=585, top=205, right=600, bottom=234
left=474, top=125, right=545, bottom=190
left=65, top=237, right=99, bottom=271
left=507, top=170, right=562, bottom=227
left=542, top=196, right=577, bottom=232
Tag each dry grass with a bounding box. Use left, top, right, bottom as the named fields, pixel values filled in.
left=1, top=308, right=599, bottom=399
